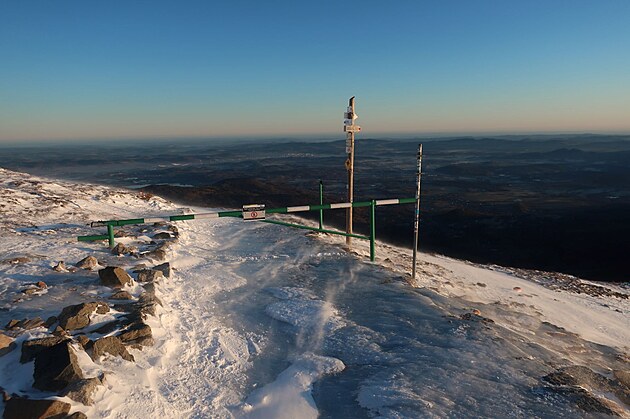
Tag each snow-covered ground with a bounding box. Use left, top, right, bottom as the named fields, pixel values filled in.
left=1, top=167, right=628, bottom=418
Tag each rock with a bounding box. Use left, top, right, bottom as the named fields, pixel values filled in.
left=142, top=282, right=156, bottom=295
left=91, top=336, right=134, bottom=362
left=61, top=374, right=105, bottom=406
left=6, top=317, right=45, bottom=331
left=52, top=261, right=67, bottom=272
left=98, top=266, right=133, bottom=288
left=52, top=326, right=67, bottom=337
left=111, top=243, right=129, bottom=255
left=45, top=316, right=58, bottom=327
left=153, top=262, right=171, bottom=278
left=3, top=396, right=72, bottom=419
left=146, top=249, right=166, bottom=261
left=460, top=312, right=494, bottom=324
left=92, top=320, right=121, bottom=335
left=58, top=302, right=109, bottom=331
left=136, top=269, right=164, bottom=283
left=21, top=336, right=69, bottom=363
left=472, top=309, right=481, bottom=316
left=614, top=370, right=630, bottom=389
left=36, top=281, right=47, bottom=288
left=0, top=333, right=16, bottom=357
left=33, top=341, right=83, bottom=391
left=118, top=322, right=152, bottom=345
left=67, top=412, right=89, bottom=419
left=132, top=263, right=148, bottom=271
left=110, top=290, right=133, bottom=300
left=153, top=232, right=172, bottom=240
left=75, top=255, right=98, bottom=270
left=513, top=286, right=523, bottom=292
left=21, top=287, right=39, bottom=296
left=76, top=335, right=92, bottom=350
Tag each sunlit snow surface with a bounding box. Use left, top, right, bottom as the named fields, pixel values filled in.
left=0, top=168, right=628, bottom=418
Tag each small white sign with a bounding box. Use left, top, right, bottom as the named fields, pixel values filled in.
left=344, top=125, right=361, bottom=133
left=242, top=204, right=266, bottom=221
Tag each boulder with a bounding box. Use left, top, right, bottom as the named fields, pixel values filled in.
left=3, top=397, right=71, bottom=419
left=52, top=261, right=67, bottom=272
left=153, top=262, right=171, bottom=278
left=91, top=336, right=134, bottom=362
left=110, top=290, right=133, bottom=300
left=98, top=267, right=133, bottom=288
left=21, top=336, right=69, bottom=363
left=117, top=322, right=153, bottom=346
left=33, top=341, right=83, bottom=391
left=5, top=317, right=45, bottom=331
left=146, top=249, right=166, bottom=261
left=67, top=412, right=88, bottom=419
left=136, top=269, right=164, bottom=283
left=75, top=255, right=98, bottom=270
left=111, top=243, right=132, bottom=256
left=61, top=374, right=106, bottom=406
left=152, top=232, right=172, bottom=240
left=0, top=333, right=16, bottom=357
left=76, top=335, right=92, bottom=350
left=57, top=302, right=109, bottom=331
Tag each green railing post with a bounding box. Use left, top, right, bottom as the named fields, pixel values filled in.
left=107, top=224, right=115, bottom=249
left=319, top=180, right=324, bottom=230
left=370, top=199, right=376, bottom=261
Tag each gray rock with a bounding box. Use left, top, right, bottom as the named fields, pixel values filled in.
left=91, top=336, right=134, bottom=362
left=153, top=262, right=171, bottom=278
left=61, top=374, right=106, bottom=406
left=3, top=396, right=72, bottom=419
left=76, top=255, right=98, bottom=270
left=136, top=269, right=164, bottom=283
left=58, top=302, right=109, bottom=330
left=33, top=341, right=83, bottom=391
left=0, top=333, right=16, bottom=357
left=98, top=266, right=133, bottom=288
left=110, top=290, right=133, bottom=300
left=21, top=335, right=69, bottom=363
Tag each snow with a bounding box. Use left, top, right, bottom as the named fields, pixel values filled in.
left=1, top=167, right=628, bottom=417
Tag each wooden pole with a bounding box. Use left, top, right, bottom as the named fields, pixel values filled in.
left=412, top=144, right=423, bottom=280
left=346, top=96, right=356, bottom=246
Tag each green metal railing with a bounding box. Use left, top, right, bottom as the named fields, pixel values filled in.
left=78, top=197, right=415, bottom=262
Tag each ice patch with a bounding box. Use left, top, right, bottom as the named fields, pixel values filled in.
left=265, top=299, right=344, bottom=334
left=239, top=353, right=345, bottom=419
left=266, top=286, right=317, bottom=300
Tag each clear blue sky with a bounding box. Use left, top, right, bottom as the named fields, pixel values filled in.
left=1, top=0, right=629, bottom=141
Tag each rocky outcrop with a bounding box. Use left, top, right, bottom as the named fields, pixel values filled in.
left=91, top=336, right=134, bottom=362
left=3, top=396, right=72, bottom=419
left=5, top=317, right=45, bottom=331
left=61, top=374, right=106, bottom=406
left=57, top=302, right=109, bottom=331
left=153, top=232, right=172, bottom=240
left=21, top=336, right=69, bottom=363
left=75, top=255, right=98, bottom=270
left=33, top=341, right=83, bottom=391
left=136, top=269, right=164, bottom=283
left=98, top=267, right=133, bottom=288
left=153, top=262, right=171, bottom=278
left=0, top=333, right=16, bottom=357
left=110, top=290, right=133, bottom=300
left=117, top=321, right=153, bottom=346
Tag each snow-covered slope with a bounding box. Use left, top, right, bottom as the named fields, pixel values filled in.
left=1, top=168, right=628, bottom=418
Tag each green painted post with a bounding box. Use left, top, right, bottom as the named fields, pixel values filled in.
left=319, top=180, right=324, bottom=230
left=370, top=200, right=376, bottom=261
left=107, top=224, right=115, bottom=249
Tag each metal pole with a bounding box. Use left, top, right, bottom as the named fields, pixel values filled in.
left=412, top=144, right=423, bottom=279
left=370, top=199, right=376, bottom=261
left=319, top=180, right=324, bottom=230
left=345, top=96, right=357, bottom=246
left=107, top=224, right=115, bottom=249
